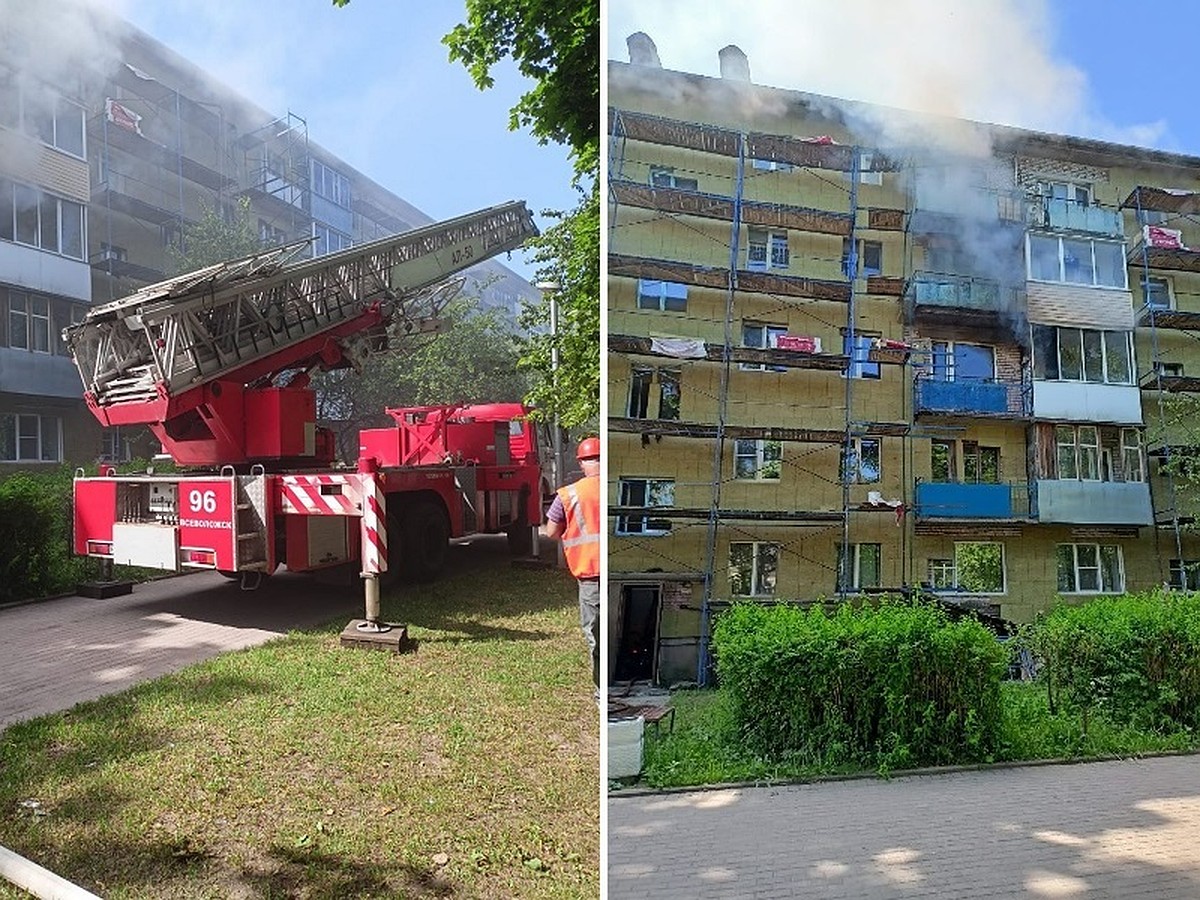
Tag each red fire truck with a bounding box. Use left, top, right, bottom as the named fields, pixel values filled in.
left=66, top=202, right=545, bottom=628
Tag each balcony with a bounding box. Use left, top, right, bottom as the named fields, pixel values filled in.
left=1030, top=197, right=1124, bottom=238
left=914, top=481, right=1030, bottom=520
left=1033, top=480, right=1153, bottom=526
left=1031, top=381, right=1143, bottom=424
left=907, top=271, right=1002, bottom=313
left=914, top=377, right=1030, bottom=419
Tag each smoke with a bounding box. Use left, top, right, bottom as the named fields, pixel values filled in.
left=606, top=0, right=1167, bottom=151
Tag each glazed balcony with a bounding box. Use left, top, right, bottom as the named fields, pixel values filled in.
left=1030, top=197, right=1124, bottom=238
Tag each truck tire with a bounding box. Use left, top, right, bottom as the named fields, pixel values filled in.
left=401, top=500, right=450, bottom=582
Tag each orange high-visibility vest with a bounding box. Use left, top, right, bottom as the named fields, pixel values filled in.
left=557, top=474, right=600, bottom=579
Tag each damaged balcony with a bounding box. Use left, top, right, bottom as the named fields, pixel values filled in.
left=904, top=271, right=1021, bottom=323
left=914, top=480, right=1031, bottom=521
left=914, top=376, right=1031, bottom=419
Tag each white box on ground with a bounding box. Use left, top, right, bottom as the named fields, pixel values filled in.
left=608, top=715, right=644, bottom=779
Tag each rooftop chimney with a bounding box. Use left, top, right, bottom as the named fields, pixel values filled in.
left=627, top=32, right=662, bottom=68
left=718, top=44, right=750, bottom=82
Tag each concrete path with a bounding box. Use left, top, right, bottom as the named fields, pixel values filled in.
left=0, top=569, right=361, bottom=729
left=609, top=755, right=1200, bottom=898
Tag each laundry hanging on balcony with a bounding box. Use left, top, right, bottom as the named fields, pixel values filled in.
left=648, top=336, right=707, bottom=358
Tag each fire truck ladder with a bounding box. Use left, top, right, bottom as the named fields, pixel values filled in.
left=66, top=201, right=538, bottom=410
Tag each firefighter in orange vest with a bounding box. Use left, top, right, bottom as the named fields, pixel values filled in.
left=543, top=437, right=601, bottom=693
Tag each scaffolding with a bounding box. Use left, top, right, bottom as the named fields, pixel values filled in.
left=608, top=108, right=913, bottom=684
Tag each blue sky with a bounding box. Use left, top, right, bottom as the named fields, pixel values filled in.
left=606, top=0, right=1200, bottom=158
left=113, top=0, right=578, bottom=282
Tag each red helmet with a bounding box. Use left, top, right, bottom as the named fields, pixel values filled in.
left=576, top=437, right=600, bottom=460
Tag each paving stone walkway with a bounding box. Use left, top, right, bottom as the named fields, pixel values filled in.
left=0, top=570, right=358, bottom=729
left=609, top=755, right=1200, bottom=898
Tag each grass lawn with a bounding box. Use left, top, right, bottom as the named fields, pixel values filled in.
left=0, top=546, right=599, bottom=899
left=638, top=682, right=1200, bottom=790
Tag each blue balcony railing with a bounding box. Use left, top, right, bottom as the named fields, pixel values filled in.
left=914, top=377, right=1031, bottom=418
left=1033, top=197, right=1124, bottom=238
left=914, top=481, right=1031, bottom=520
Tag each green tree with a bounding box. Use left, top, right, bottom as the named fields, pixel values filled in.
left=315, top=291, right=528, bottom=458
left=167, top=196, right=263, bottom=273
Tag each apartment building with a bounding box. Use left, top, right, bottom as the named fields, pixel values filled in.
left=0, top=3, right=537, bottom=468
left=608, top=39, right=1200, bottom=686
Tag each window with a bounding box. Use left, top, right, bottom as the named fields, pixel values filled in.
left=1054, top=424, right=1100, bottom=481
left=616, top=478, right=674, bottom=535
left=1032, top=325, right=1133, bottom=385
left=1169, top=559, right=1200, bottom=591
left=929, top=543, right=1006, bottom=593
left=1142, top=276, right=1173, bottom=311
left=311, top=159, right=351, bottom=207
left=0, top=75, right=85, bottom=158
left=843, top=333, right=880, bottom=379
left=636, top=279, right=687, bottom=312
left=930, top=342, right=995, bottom=381
left=1038, top=179, right=1090, bottom=206
left=849, top=152, right=882, bottom=185
left=928, top=558, right=955, bottom=589
left=842, top=239, right=883, bottom=277
left=1057, top=543, right=1123, bottom=594
left=931, top=440, right=955, bottom=482
left=741, top=322, right=787, bottom=372
left=1026, top=234, right=1127, bottom=289
left=101, top=428, right=133, bottom=463
left=840, top=437, right=880, bottom=484
left=751, top=158, right=793, bottom=172
left=649, top=166, right=697, bottom=191
left=747, top=229, right=788, bottom=270
left=734, top=439, right=781, bottom=481
left=1121, top=428, right=1144, bottom=482
left=6, top=291, right=49, bottom=353
left=627, top=367, right=680, bottom=420
left=0, top=180, right=85, bottom=259
left=1137, top=208, right=1169, bottom=227
left=312, top=223, right=351, bottom=257
left=838, top=543, right=881, bottom=591
left=962, top=443, right=1000, bottom=484
left=0, top=413, right=61, bottom=462
left=729, top=541, right=779, bottom=596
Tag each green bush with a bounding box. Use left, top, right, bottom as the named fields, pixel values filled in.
left=1023, top=591, right=1200, bottom=733
left=0, top=468, right=86, bottom=603
left=712, top=599, right=1009, bottom=769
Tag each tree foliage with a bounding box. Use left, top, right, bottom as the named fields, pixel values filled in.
left=167, top=197, right=263, bottom=273
left=518, top=180, right=599, bottom=429
left=315, top=292, right=528, bottom=459
left=442, top=0, right=599, bottom=174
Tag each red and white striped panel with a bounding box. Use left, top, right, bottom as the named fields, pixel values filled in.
left=360, top=474, right=387, bottom=574
left=278, top=474, right=365, bottom=516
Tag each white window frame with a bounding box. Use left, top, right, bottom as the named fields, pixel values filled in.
left=747, top=228, right=788, bottom=271
left=1035, top=326, right=1134, bottom=385
left=312, top=222, right=351, bottom=257
left=839, top=542, right=881, bottom=591
left=751, top=158, right=794, bottom=172
left=740, top=321, right=788, bottom=372
left=636, top=279, right=688, bottom=312
left=938, top=542, right=1007, bottom=595
left=729, top=540, right=779, bottom=597
left=7, top=291, right=50, bottom=354
left=0, top=413, right=62, bottom=462
left=0, top=180, right=85, bottom=259
left=734, top=439, right=781, bottom=481
left=627, top=367, right=680, bottom=420
left=1026, top=233, right=1128, bottom=290
left=649, top=165, right=697, bottom=191
left=1055, top=425, right=1104, bottom=481
left=1121, top=428, right=1144, bottom=483
left=841, top=437, right=881, bottom=484
left=1142, top=275, right=1174, bottom=311
left=1038, top=178, right=1091, bottom=206
left=615, top=477, right=675, bottom=536
left=312, top=159, right=351, bottom=207
left=1057, top=543, right=1124, bottom=595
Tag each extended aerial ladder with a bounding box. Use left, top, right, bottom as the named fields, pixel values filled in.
left=67, top=202, right=543, bottom=631
left=67, top=200, right=537, bottom=466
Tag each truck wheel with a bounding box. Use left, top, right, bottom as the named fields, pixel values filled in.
left=401, top=501, right=449, bottom=582
left=506, top=522, right=533, bottom=556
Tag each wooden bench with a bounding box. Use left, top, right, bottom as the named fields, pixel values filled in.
left=639, top=704, right=675, bottom=734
